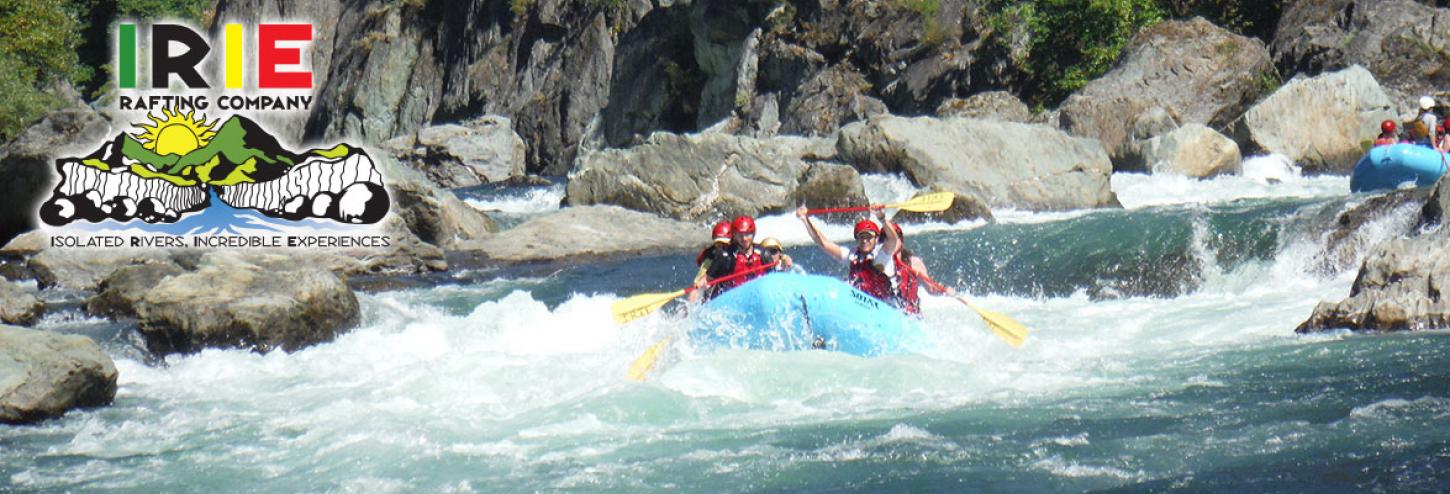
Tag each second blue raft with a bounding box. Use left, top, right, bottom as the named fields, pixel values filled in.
left=1350, top=143, right=1447, bottom=192
left=691, top=272, right=925, bottom=356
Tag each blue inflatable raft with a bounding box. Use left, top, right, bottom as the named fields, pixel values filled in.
left=1350, top=143, right=1447, bottom=192
left=691, top=272, right=925, bottom=356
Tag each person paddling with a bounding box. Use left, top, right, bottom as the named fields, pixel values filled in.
left=796, top=206, right=899, bottom=303
left=883, top=221, right=954, bottom=316
left=718, top=215, right=767, bottom=292
left=689, top=220, right=736, bottom=303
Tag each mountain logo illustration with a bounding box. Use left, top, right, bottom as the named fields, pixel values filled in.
left=40, top=107, right=389, bottom=227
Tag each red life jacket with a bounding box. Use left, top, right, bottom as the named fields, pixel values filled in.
left=722, top=246, right=765, bottom=289
left=847, top=249, right=893, bottom=301
left=892, top=252, right=920, bottom=315
left=1373, top=136, right=1397, bottom=147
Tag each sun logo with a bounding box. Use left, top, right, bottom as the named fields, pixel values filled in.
left=134, top=107, right=218, bottom=156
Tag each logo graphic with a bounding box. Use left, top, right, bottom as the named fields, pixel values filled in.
left=41, top=108, right=389, bottom=229
left=40, top=21, right=393, bottom=248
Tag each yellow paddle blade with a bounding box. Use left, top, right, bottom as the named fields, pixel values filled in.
left=960, top=299, right=1029, bottom=347
left=888, top=192, right=955, bottom=213
left=627, top=335, right=674, bottom=381
left=611, top=289, right=687, bottom=324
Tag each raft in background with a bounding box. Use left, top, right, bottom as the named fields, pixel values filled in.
left=1350, top=143, right=1447, bottom=192
left=691, top=272, right=925, bottom=355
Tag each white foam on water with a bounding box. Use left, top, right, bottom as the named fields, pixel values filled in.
left=1113, top=155, right=1348, bottom=209
left=463, top=183, right=565, bottom=214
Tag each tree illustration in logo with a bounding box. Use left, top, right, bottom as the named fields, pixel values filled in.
left=40, top=107, right=389, bottom=226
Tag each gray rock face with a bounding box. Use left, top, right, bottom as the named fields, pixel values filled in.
left=1138, top=124, right=1243, bottom=177
left=0, top=106, right=112, bottom=245
left=0, top=282, right=42, bottom=326
left=0, top=326, right=117, bottom=424
left=935, top=91, right=1033, bottom=123
left=28, top=248, right=171, bottom=292
left=87, top=262, right=186, bottom=319
left=1059, top=18, right=1273, bottom=169
left=1274, top=0, right=1450, bottom=101
left=1298, top=176, right=1450, bottom=333
left=384, top=116, right=528, bottom=188
left=376, top=152, right=498, bottom=249
left=134, top=252, right=360, bottom=356
left=1234, top=65, right=1396, bottom=173
left=462, top=205, right=704, bottom=262
left=837, top=116, right=1118, bottom=212
left=564, top=131, right=851, bottom=221
left=215, top=0, right=640, bottom=176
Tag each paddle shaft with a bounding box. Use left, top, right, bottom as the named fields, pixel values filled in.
left=805, top=205, right=882, bottom=215
left=689, top=260, right=779, bottom=293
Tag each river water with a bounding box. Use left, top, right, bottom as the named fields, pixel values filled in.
left=4, top=157, right=1449, bottom=492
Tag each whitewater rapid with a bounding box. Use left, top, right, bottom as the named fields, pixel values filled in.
left=12, top=155, right=1446, bottom=492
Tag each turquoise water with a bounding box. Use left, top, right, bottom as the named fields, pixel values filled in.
left=4, top=172, right=1449, bottom=492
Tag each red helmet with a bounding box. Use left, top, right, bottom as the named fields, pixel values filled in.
left=854, top=219, right=879, bottom=238
left=710, top=220, right=732, bottom=243
left=731, top=215, right=756, bottom=235
left=1382, top=120, right=1396, bottom=133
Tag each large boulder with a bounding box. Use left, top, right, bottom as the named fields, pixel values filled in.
left=1234, top=65, right=1396, bottom=173
left=0, top=326, right=117, bottom=424
left=383, top=116, right=527, bottom=188
left=460, top=205, right=705, bottom=263
left=133, top=252, right=361, bottom=356
left=0, top=104, right=112, bottom=246
left=1059, top=17, right=1273, bottom=169
left=1274, top=0, right=1450, bottom=102
left=1298, top=176, right=1450, bottom=333
left=0, top=282, right=43, bottom=326
left=564, top=131, right=852, bottom=221
left=1137, top=124, right=1242, bottom=178
left=376, top=151, right=498, bottom=249
left=837, top=115, right=1118, bottom=212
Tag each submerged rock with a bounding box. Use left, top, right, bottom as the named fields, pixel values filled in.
left=1299, top=177, right=1450, bottom=333
left=837, top=115, right=1117, bottom=212
left=1234, top=66, right=1396, bottom=174
left=0, top=282, right=43, bottom=326
left=134, top=252, right=361, bottom=356
left=0, top=325, right=117, bottom=424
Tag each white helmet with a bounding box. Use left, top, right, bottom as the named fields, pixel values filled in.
left=1421, top=96, right=1436, bottom=110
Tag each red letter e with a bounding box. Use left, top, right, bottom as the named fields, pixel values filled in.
left=258, top=24, right=312, bottom=89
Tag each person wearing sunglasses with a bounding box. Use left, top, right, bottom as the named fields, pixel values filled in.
left=795, top=206, right=900, bottom=302
left=757, top=237, right=794, bottom=272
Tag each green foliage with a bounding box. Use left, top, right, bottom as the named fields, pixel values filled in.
left=0, top=0, right=81, bottom=141
left=986, top=0, right=1165, bottom=107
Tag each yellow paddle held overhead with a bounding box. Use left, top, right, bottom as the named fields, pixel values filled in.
left=888, top=191, right=956, bottom=213
left=804, top=192, right=956, bottom=215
